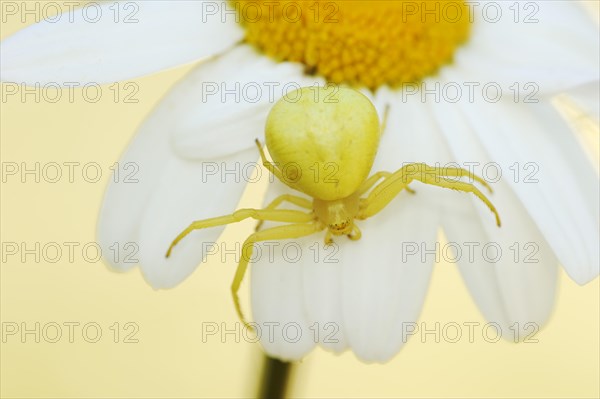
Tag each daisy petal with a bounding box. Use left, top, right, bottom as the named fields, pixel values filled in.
left=430, top=99, right=558, bottom=335
left=566, top=81, right=600, bottom=123
left=455, top=99, right=599, bottom=285
left=252, top=184, right=438, bottom=363
left=251, top=232, right=318, bottom=361
left=170, top=46, right=322, bottom=160
left=340, top=193, right=438, bottom=363
left=97, top=102, right=179, bottom=272
left=136, top=148, right=255, bottom=288
left=372, top=87, right=455, bottom=164
left=302, top=250, right=348, bottom=354
left=0, top=0, right=243, bottom=85
left=338, top=90, right=451, bottom=363
left=250, top=176, right=341, bottom=358
left=258, top=180, right=349, bottom=354
left=442, top=183, right=558, bottom=339
left=454, top=1, right=599, bottom=94
left=96, top=46, right=261, bottom=286
left=98, top=129, right=254, bottom=288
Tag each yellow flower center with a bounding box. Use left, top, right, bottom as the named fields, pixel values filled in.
left=233, top=0, right=472, bottom=89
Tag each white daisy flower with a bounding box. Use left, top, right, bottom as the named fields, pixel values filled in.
left=2, top=0, right=597, bottom=363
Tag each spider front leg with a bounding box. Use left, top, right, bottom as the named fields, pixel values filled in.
left=166, top=208, right=314, bottom=257
left=324, top=230, right=334, bottom=245
left=359, top=163, right=501, bottom=226
left=358, top=171, right=415, bottom=196
left=232, top=222, right=325, bottom=328
left=255, top=194, right=313, bottom=231
left=419, top=176, right=501, bottom=226
left=347, top=225, right=362, bottom=240
left=322, top=224, right=361, bottom=246
left=255, top=139, right=301, bottom=190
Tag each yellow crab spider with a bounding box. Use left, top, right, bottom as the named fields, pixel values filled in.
left=166, top=86, right=501, bottom=327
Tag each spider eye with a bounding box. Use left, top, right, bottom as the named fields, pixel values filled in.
left=331, top=220, right=350, bottom=231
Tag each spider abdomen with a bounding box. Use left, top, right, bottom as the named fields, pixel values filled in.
left=265, top=86, right=381, bottom=201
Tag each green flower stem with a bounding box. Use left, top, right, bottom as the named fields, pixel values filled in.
left=257, top=355, right=294, bottom=399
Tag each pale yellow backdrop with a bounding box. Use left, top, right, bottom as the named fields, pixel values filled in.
left=1, top=2, right=599, bottom=398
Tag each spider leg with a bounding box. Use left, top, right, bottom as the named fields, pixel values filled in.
left=359, top=163, right=500, bottom=226
left=420, top=176, right=501, bottom=227
left=324, top=230, right=334, bottom=245
left=357, top=171, right=415, bottom=196
left=255, top=194, right=313, bottom=231
left=166, top=208, right=313, bottom=257
left=357, top=171, right=391, bottom=195
left=347, top=225, right=362, bottom=240
left=429, top=166, right=493, bottom=193
left=255, top=139, right=301, bottom=189
left=232, top=222, right=325, bottom=329
left=358, top=167, right=416, bottom=218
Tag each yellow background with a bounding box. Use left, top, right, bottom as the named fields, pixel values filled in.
left=1, top=2, right=599, bottom=398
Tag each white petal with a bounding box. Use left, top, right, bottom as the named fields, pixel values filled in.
left=136, top=148, right=255, bottom=288
left=340, top=193, right=438, bottom=363
left=374, top=86, right=458, bottom=165
left=98, top=135, right=255, bottom=288
left=171, top=46, right=323, bottom=160
left=340, top=90, right=458, bottom=363
left=302, top=250, right=348, bottom=353
left=337, top=89, right=458, bottom=363
left=555, top=81, right=600, bottom=176
left=430, top=99, right=558, bottom=335
left=441, top=184, right=558, bottom=338
left=257, top=181, right=349, bottom=354
left=252, top=185, right=438, bottom=363
left=251, top=231, right=318, bottom=361
left=97, top=101, right=178, bottom=273
left=453, top=99, right=599, bottom=284
left=249, top=178, right=337, bottom=358
left=97, top=45, right=264, bottom=287
left=452, top=0, right=599, bottom=94
left=566, top=81, right=600, bottom=123
left=1, top=1, right=243, bottom=85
